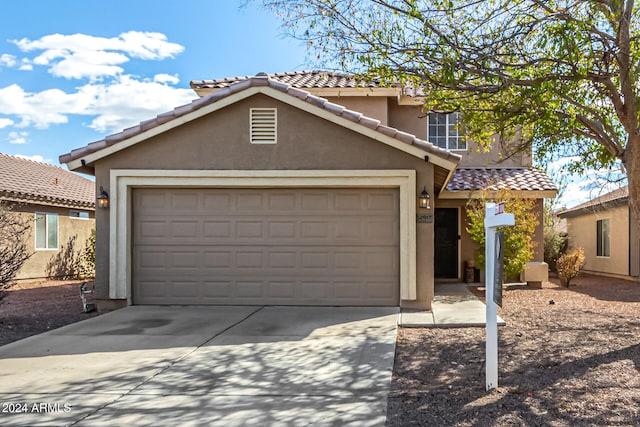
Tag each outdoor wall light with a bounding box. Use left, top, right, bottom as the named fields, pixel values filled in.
left=97, top=186, right=109, bottom=209
left=418, top=186, right=431, bottom=209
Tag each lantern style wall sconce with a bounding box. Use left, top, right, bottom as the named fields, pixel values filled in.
left=97, top=186, right=109, bottom=208
left=418, top=186, right=431, bottom=209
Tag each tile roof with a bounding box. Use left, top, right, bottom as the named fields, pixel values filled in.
left=60, top=76, right=461, bottom=168
left=190, top=70, right=386, bottom=91
left=446, top=167, right=557, bottom=192
left=0, top=154, right=95, bottom=209
left=558, top=186, right=628, bottom=217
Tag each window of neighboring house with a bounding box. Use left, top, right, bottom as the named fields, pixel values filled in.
left=70, top=211, right=90, bottom=219
left=596, top=218, right=610, bottom=257
left=427, top=112, right=466, bottom=150
left=35, top=213, right=58, bottom=250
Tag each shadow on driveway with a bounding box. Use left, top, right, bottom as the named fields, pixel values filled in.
left=0, top=305, right=397, bottom=426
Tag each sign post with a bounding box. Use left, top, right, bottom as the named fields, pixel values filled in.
left=484, top=202, right=514, bottom=391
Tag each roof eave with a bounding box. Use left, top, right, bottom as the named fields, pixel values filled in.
left=439, top=189, right=558, bottom=199
left=0, top=193, right=95, bottom=210
left=558, top=197, right=628, bottom=218
left=63, top=84, right=459, bottom=174
left=193, top=86, right=401, bottom=99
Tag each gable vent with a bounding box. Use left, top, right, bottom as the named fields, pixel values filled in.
left=250, top=108, right=277, bottom=144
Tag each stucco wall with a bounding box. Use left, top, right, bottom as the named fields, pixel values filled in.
left=565, top=205, right=629, bottom=276
left=93, top=93, right=437, bottom=309
left=433, top=197, right=545, bottom=282
left=325, top=96, right=389, bottom=126
left=386, top=102, right=532, bottom=168
left=10, top=203, right=95, bottom=281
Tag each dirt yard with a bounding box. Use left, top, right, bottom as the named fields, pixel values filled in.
left=1, top=275, right=638, bottom=425
left=0, top=280, right=99, bottom=347
left=387, top=274, right=640, bottom=426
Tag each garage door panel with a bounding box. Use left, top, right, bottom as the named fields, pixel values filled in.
left=133, top=188, right=399, bottom=306
left=135, top=276, right=397, bottom=305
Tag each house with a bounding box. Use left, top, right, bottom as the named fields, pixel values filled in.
left=558, top=186, right=640, bottom=279
left=59, top=71, right=556, bottom=311
left=0, top=154, right=95, bottom=281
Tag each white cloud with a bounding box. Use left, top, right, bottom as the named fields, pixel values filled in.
left=15, top=154, right=52, bottom=164
left=0, top=31, right=193, bottom=136
left=13, top=31, right=184, bottom=80
left=153, top=73, right=180, bottom=85
left=0, top=84, right=72, bottom=128
left=84, top=75, right=195, bottom=132
left=0, top=53, right=16, bottom=67
left=19, top=58, right=32, bottom=71
left=0, top=74, right=195, bottom=132
left=8, top=131, right=29, bottom=144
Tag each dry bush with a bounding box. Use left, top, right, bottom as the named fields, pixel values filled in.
left=557, top=247, right=586, bottom=287
left=0, top=201, right=31, bottom=294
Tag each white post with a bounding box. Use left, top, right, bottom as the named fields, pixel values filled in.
left=484, top=202, right=514, bottom=391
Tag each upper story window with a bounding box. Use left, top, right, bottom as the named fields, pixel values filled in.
left=427, top=112, right=466, bottom=150
left=596, top=218, right=610, bottom=257
left=35, top=212, right=58, bottom=250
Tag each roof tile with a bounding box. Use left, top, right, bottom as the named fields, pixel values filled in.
left=191, top=70, right=384, bottom=90
left=0, top=154, right=94, bottom=209
left=559, top=186, right=628, bottom=216
left=61, top=76, right=461, bottom=169
left=446, top=168, right=557, bottom=192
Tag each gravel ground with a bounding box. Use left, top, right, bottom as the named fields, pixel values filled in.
left=2, top=275, right=639, bottom=426
left=0, top=280, right=99, bottom=347
left=386, top=274, right=640, bottom=426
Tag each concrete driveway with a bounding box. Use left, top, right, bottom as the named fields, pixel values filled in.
left=0, top=306, right=398, bottom=426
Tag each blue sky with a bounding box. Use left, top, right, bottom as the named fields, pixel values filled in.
left=0, top=1, right=611, bottom=208
left=0, top=0, right=309, bottom=166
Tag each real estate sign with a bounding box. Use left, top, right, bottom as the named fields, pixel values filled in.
left=493, top=231, right=504, bottom=307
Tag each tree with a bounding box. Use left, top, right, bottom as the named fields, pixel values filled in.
left=0, top=201, right=31, bottom=294
left=259, top=0, right=640, bottom=220
left=466, top=192, right=539, bottom=278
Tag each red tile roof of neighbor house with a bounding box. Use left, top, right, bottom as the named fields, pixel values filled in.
left=446, top=167, right=557, bottom=192
left=59, top=76, right=462, bottom=167
left=558, top=185, right=628, bottom=217
left=0, top=154, right=95, bottom=209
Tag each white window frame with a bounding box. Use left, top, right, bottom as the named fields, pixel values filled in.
left=596, top=218, right=610, bottom=257
left=70, top=211, right=90, bottom=219
left=35, top=212, right=59, bottom=251
left=427, top=112, right=466, bottom=150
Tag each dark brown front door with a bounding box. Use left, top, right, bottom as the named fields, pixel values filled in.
left=434, top=208, right=459, bottom=279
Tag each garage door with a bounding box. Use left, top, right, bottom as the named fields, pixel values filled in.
left=132, top=188, right=400, bottom=305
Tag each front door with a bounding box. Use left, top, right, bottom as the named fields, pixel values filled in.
left=434, top=208, right=459, bottom=279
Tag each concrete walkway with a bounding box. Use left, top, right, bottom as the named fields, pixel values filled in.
left=0, top=306, right=397, bottom=426
left=399, top=283, right=506, bottom=327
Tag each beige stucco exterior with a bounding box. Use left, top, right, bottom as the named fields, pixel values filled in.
left=90, top=93, right=440, bottom=310
left=564, top=204, right=630, bottom=277
left=10, top=203, right=95, bottom=281
left=62, top=76, right=557, bottom=311
left=431, top=197, right=544, bottom=282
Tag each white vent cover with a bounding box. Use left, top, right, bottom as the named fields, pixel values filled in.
left=250, top=108, right=277, bottom=144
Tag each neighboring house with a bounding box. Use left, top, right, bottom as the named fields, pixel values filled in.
left=59, top=71, right=556, bottom=311
left=0, top=154, right=95, bottom=281
left=558, top=186, right=640, bottom=279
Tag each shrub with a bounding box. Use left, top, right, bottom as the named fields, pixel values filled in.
left=466, top=191, right=539, bottom=278
left=0, top=201, right=31, bottom=294
left=544, top=227, right=568, bottom=272
left=557, top=247, right=586, bottom=287
left=77, top=229, right=96, bottom=279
